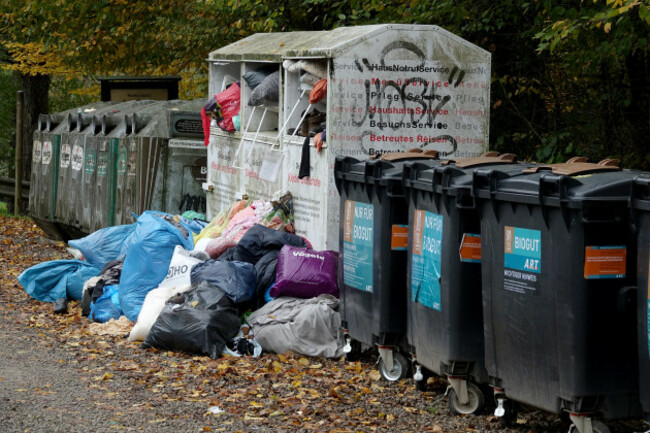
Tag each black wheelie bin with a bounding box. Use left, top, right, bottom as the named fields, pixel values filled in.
left=630, top=174, right=650, bottom=430
left=402, top=152, right=534, bottom=415
left=475, top=157, right=641, bottom=433
left=334, top=149, right=438, bottom=382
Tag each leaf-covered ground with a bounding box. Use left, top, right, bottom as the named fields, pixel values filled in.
left=0, top=215, right=646, bottom=433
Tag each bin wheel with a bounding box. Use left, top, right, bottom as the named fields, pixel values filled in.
left=499, top=399, right=519, bottom=427
left=345, top=339, right=362, bottom=362
left=415, top=368, right=431, bottom=392
left=568, top=420, right=610, bottom=433
left=379, top=352, right=409, bottom=382
left=447, top=381, right=484, bottom=415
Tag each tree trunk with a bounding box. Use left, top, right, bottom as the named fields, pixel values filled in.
left=626, top=50, right=650, bottom=164
left=18, top=72, right=50, bottom=182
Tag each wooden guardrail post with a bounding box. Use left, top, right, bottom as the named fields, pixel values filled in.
left=14, top=90, right=24, bottom=215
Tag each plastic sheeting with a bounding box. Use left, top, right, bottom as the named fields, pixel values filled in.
left=18, top=259, right=100, bottom=302
left=118, top=211, right=194, bottom=321
left=68, top=224, right=135, bottom=269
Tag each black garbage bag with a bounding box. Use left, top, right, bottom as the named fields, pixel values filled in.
left=254, top=251, right=279, bottom=306
left=142, top=284, right=240, bottom=359
left=190, top=261, right=256, bottom=304
left=232, top=224, right=308, bottom=265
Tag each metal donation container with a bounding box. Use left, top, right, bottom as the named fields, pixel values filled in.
left=475, top=157, right=641, bottom=433
left=60, top=101, right=155, bottom=236
left=123, top=99, right=206, bottom=226
left=334, top=149, right=438, bottom=382
left=54, top=102, right=116, bottom=239
left=30, top=100, right=206, bottom=239
left=403, top=152, right=532, bottom=415
left=29, top=107, right=84, bottom=240
left=205, top=24, right=492, bottom=250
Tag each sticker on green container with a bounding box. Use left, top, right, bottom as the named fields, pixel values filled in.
left=117, top=148, right=127, bottom=176
left=342, top=200, right=374, bottom=293
left=503, top=226, right=541, bottom=294
left=60, top=143, right=71, bottom=169
left=411, top=209, right=443, bottom=311
left=42, top=140, right=52, bottom=165
left=97, top=151, right=108, bottom=177
left=71, top=145, right=83, bottom=171
left=85, top=148, right=95, bottom=175
left=33, top=140, right=42, bottom=163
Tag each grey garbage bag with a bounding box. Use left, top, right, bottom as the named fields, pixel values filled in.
left=248, top=71, right=279, bottom=106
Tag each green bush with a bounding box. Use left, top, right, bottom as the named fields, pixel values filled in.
left=0, top=69, right=17, bottom=177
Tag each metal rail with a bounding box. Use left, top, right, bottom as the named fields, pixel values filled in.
left=0, top=176, right=30, bottom=202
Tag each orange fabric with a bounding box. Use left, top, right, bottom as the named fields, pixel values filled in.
left=309, top=78, right=327, bottom=104
left=313, top=132, right=324, bottom=153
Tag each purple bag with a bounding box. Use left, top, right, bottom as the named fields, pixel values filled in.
left=270, top=245, right=339, bottom=299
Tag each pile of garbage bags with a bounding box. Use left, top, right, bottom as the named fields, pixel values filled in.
left=18, top=194, right=344, bottom=360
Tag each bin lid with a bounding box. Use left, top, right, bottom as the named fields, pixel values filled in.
left=440, top=151, right=517, bottom=168
left=406, top=152, right=528, bottom=195
left=474, top=157, right=642, bottom=208
left=521, top=157, right=620, bottom=176
left=370, top=148, right=439, bottom=162
left=630, top=174, right=650, bottom=211
left=334, top=150, right=438, bottom=188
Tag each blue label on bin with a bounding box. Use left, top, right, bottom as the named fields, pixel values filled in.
left=342, top=201, right=374, bottom=293
left=411, top=210, right=443, bottom=311
left=503, top=226, right=541, bottom=294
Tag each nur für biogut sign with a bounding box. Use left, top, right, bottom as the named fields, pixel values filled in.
left=343, top=201, right=375, bottom=293
left=411, top=210, right=443, bottom=311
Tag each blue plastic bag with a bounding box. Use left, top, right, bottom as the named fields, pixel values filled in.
left=118, top=211, right=195, bottom=321
left=18, top=260, right=100, bottom=302
left=264, top=283, right=275, bottom=304
left=68, top=224, right=135, bottom=269
left=190, top=260, right=256, bottom=304
left=90, top=285, right=122, bottom=323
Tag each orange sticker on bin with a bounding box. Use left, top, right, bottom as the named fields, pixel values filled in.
left=584, top=246, right=626, bottom=279
left=391, top=225, right=409, bottom=250
left=459, top=233, right=481, bottom=263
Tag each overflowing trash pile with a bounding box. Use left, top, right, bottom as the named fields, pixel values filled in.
left=18, top=193, right=343, bottom=361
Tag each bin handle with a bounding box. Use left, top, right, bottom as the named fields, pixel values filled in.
left=616, top=286, right=636, bottom=317
left=631, top=175, right=650, bottom=203
left=538, top=173, right=567, bottom=203
left=634, top=175, right=650, bottom=188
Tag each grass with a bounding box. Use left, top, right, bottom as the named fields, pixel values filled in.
left=0, top=201, right=7, bottom=216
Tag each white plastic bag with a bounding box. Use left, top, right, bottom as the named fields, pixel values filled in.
left=128, top=284, right=192, bottom=341
left=158, top=245, right=201, bottom=289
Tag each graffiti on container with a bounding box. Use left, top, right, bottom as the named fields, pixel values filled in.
left=333, top=40, right=489, bottom=157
